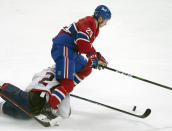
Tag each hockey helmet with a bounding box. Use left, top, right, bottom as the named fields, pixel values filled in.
left=94, top=5, right=111, bottom=20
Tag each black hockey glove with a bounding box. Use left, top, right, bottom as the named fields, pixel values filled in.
left=29, top=91, right=46, bottom=115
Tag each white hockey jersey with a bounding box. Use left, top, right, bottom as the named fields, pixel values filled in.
left=26, top=65, right=71, bottom=119
left=25, top=65, right=59, bottom=94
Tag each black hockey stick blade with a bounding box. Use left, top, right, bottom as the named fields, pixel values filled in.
left=110, top=107, right=151, bottom=119
left=139, top=108, right=151, bottom=118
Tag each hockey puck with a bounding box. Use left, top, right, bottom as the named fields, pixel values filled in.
left=133, top=106, right=136, bottom=111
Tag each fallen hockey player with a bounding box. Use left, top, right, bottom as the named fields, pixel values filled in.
left=0, top=65, right=72, bottom=126
left=0, top=47, right=98, bottom=126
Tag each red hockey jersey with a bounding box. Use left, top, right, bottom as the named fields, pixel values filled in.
left=61, top=16, right=99, bottom=55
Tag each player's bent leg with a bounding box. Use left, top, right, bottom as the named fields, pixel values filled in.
left=0, top=83, right=32, bottom=119
left=59, top=79, right=75, bottom=93
left=49, top=45, right=76, bottom=109
left=48, top=79, right=74, bottom=109
left=2, top=101, right=30, bottom=119
left=0, top=83, right=31, bottom=111
left=74, top=55, right=92, bottom=85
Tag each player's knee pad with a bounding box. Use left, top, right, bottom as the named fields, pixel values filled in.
left=60, top=79, right=74, bottom=93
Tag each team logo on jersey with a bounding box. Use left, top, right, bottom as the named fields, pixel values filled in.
left=58, top=71, right=62, bottom=76
left=86, top=28, right=93, bottom=38
left=101, top=7, right=107, bottom=12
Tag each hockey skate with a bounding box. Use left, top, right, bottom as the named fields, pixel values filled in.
left=34, top=94, right=72, bottom=126
left=34, top=104, right=63, bottom=126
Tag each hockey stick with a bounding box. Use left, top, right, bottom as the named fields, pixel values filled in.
left=0, top=92, right=52, bottom=127
left=102, top=66, right=172, bottom=91
left=70, top=94, right=151, bottom=119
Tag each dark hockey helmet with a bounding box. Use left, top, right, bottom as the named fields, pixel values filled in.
left=94, top=5, right=111, bottom=21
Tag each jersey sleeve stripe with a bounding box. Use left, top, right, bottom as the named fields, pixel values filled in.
left=75, top=32, right=90, bottom=43
left=62, top=23, right=78, bottom=37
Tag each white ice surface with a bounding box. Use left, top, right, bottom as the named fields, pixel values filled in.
left=0, top=0, right=172, bottom=131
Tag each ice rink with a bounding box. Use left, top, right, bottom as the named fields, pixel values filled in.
left=0, top=0, right=172, bottom=131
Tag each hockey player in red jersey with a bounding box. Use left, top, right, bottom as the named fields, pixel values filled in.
left=50, top=5, right=111, bottom=109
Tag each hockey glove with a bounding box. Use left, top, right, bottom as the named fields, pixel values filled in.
left=40, top=104, right=58, bottom=119
left=97, top=52, right=108, bottom=70
left=87, top=52, right=99, bottom=69
left=87, top=52, right=108, bottom=70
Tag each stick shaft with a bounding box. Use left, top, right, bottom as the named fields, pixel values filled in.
left=70, top=94, right=151, bottom=118
left=103, top=66, right=172, bottom=90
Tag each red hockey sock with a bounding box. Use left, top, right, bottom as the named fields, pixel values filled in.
left=59, top=79, right=75, bottom=93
